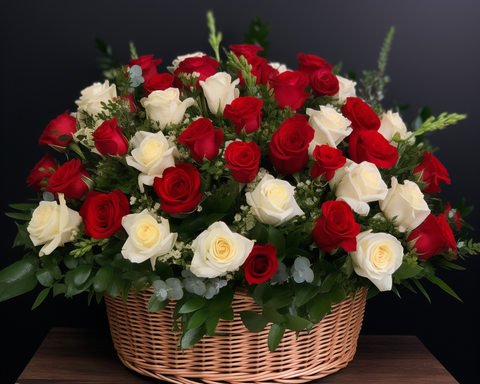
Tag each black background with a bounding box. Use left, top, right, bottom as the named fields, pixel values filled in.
left=1, top=1, right=479, bottom=383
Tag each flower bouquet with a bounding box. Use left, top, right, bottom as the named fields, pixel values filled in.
left=1, top=12, right=478, bottom=384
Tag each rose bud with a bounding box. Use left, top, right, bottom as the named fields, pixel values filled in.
left=225, top=141, right=261, bottom=183
left=92, top=118, right=129, bottom=157
left=128, top=54, right=162, bottom=82
left=407, top=214, right=447, bottom=260
left=243, top=244, right=279, bottom=285
left=414, top=151, right=451, bottom=194
left=153, top=163, right=204, bottom=215
left=311, top=145, right=346, bottom=181
left=223, top=96, right=263, bottom=135
left=229, top=44, right=264, bottom=59
left=297, top=53, right=334, bottom=78
left=174, top=55, right=219, bottom=89
left=39, top=111, right=77, bottom=150
left=309, top=68, right=339, bottom=97
left=444, top=202, right=463, bottom=230
left=79, top=190, right=129, bottom=239
left=27, top=153, right=59, bottom=193
left=177, top=118, right=224, bottom=163
left=47, top=159, right=91, bottom=200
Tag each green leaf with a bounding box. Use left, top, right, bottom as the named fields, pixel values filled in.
left=154, top=261, right=174, bottom=280
left=330, top=284, right=346, bottom=303
left=36, top=269, right=55, bottom=287
left=5, top=212, right=32, bottom=220
left=295, top=285, right=320, bottom=307
left=427, top=275, right=462, bottom=302
left=268, top=323, right=286, bottom=352
left=262, top=306, right=286, bottom=324
left=240, top=311, right=268, bottom=332
left=433, top=258, right=466, bottom=271
left=267, top=226, right=286, bottom=252
left=53, top=284, right=67, bottom=297
left=283, top=314, right=311, bottom=332
left=0, top=275, right=38, bottom=302
left=321, top=270, right=341, bottom=293
left=219, top=307, right=234, bottom=321
left=181, top=324, right=206, bottom=349
left=285, top=232, right=301, bottom=249
left=307, top=293, right=332, bottom=322
left=187, top=308, right=209, bottom=330
left=205, top=315, right=220, bottom=335
left=243, top=16, right=270, bottom=58
left=32, top=287, right=51, bottom=310
left=412, top=278, right=431, bottom=303
left=366, top=286, right=380, bottom=300
left=106, top=274, right=124, bottom=298
left=209, top=286, right=234, bottom=314
left=251, top=222, right=268, bottom=244
left=42, top=262, right=62, bottom=280
left=148, top=294, right=168, bottom=313
left=0, top=257, right=39, bottom=284
left=9, top=203, right=38, bottom=210
left=253, top=282, right=272, bottom=306
left=179, top=297, right=207, bottom=313
left=205, top=213, right=227, bottom=227
left=73, top=265, right=92, bottom=287
left=64, top=253, right=78, bottom=269
left=394, top=263, right=423, bottom=279
left=93, top=266, right=114, bottom=292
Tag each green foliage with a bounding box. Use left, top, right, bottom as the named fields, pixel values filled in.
left=95, top=36, right=120, bottom=80
left=244, top=17, right=271, bottom=58
left=206, top=11, right=222, bottom=62
left=414, top=113, right=467, bottom=136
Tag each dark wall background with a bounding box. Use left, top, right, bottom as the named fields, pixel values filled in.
left=1, top=1, right=479, bottom=383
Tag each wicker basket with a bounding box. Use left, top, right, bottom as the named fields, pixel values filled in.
left=104, top=287, right=367, bottom=384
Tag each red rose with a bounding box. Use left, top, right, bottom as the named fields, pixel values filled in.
left=223, top=96, right=263, bottom=135
left=174, top=55, right=219, bottom=89
left=79, top=190, right=129, bottom=239
left=225, top=141, right=261, bottom=183
left=269, top=115, right=314, bottom=174
left=143, top=73, right=176, bottom=94
left=312, top=201, right=361, bottom=253
left=128, top=54, right=162, bottom=82
left=444, top=202, right=462, bottom=230
left=92, top=118, right=129, bottom=157
left=243, top=244, right=278, bottom=285
left=309, top=68, right=339, bottom=97
left=237, top=56, right=278, bottom=87
left=341, top=97, right=380, bottom=132
left=177, top=118, right=224, bottom=163
left=27, top=153, right=59, bottom=193
left=348, top=129, right=398, bottom=168
left=230, top=44, right=264, bottom=59
left=153, top=163, right=203, bottom=215
left=438, top=213, right=457, bottom=254
left=39, top=111, right=76, bottom=148
left=270, top=71, right=310, bottom=111
left=311, top=145, right=346, bottom=180
left=297, top=53, right=334, bottom=78
left=47, top=159, right=91, bottom=199
left=407, top=214, right=450, bottom=260
left=414, top=151, right=451, bottom=194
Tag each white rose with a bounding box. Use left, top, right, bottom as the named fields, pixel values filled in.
left=306, top=106, right=353, bottom=152
left=350, top=230, right=403, bottom=291
left=199, top=72, right=240, bottom=114
left=75, top=80, right=117, bottom=124
left=126, top=130, right=179, bottom=192
left=332, top=75, right=357, bottom=104
left=121, top=210, right=177, bottom=270
left=269, top=62, right=289, bottom=73
left=140, top=88, right=195, bottom=130
left=167, top=52, right=206, bottom=73
left=378, top=111, right=413, bottom=145
left=190, top=221, right=255, bottom=278
left=27, top=194, right=82, bottom=256
left=379, top=177, right=430, bottom=232
left=335, top=161, right=388, bottom=216
left=245, top=174, right=304, bottom=227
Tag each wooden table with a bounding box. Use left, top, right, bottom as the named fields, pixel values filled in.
left=16, top=328, right=458, bottom=383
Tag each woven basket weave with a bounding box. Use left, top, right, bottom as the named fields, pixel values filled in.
left=104, top=287, right=367, bottom=384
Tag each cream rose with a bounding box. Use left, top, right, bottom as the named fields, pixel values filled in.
left=378, top=111, right=413, bottom=145
left=199, top=72, right=240, bottom=114
left=190, top=221, right=255, bottom=278
left=379, top=177, right=430, bottom=232
left=126, top=130, right=179, bottom=192
left=75, top=80, right=117, bottom=124
left=306, top=106, right=352, bottom=152
left=27, top=194, right=82, bottom=256
left=167, top=51, right=206, bottom=73
left=332, top=75, right=357, bottom=103
left=121, top=210, right=177, bottom=270
left=140, top=88, right=195, bottom=130
left=350, top=230, right=403, bottom=291
left=245, top=174, right=304, bottom=227
left=335, top=161, right=388, bottom=216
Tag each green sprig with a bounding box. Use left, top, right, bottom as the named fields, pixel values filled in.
left=206, top=11, right=222, bottom=62
left=414, top=113, right=467, bottom=136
